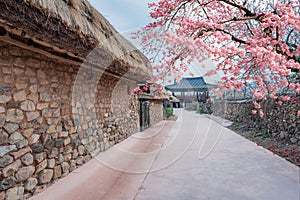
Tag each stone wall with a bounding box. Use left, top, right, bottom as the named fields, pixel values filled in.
left=0, top=41, right=139, bottom=199
left=149, top=100, right=163, bottom=126
left=212, top=99, right=300, bottom=144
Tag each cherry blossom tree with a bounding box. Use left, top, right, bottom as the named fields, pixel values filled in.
left=136, top=0, right=300, bottom=116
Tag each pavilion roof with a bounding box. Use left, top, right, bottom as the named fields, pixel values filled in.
left=165, top=77, right=215, bottom=92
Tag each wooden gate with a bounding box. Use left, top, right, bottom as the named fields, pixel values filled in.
left=138, top=100, right=150, bottom=131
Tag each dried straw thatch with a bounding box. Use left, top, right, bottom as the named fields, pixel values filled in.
left=0, top=0, right=152, bottom=80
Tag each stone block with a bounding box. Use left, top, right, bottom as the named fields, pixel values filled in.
left=5, top=187, right=24, bottom=200
left=47, top=159, right=55, bottom=168
left=25, top=67, right=36, bottom=76
left=47, top=125, right=56, bottom=134
left=24, top=178, right=38, bottom=191
left=32, top=144, right=43, bottom=153
left=42, top=108, right=52, bottom=118
left=0, top=95, right=12, bottom=104
left=20, top=100, right=36, bottom=111
left=70, top=160, right=77, bottom=171
left=3, top=123, right=19, bottom=133
left=69, top=127, right=77, bottom=134
left=37, top=69, right=46, bottom=79
left=26, top=111, right=40, bottom=121
left=36, top=160, right=47, bottom=174
left=16, top=139, right=28, bottom=149
left=0, top=177, right=16, bottom=191
left=57, top=154, right=64, bottom=164
left=50, top=102, right=59, bottom=108
left=4, top=75, right=13, bottom=84
left=38, top=169, right=53, bottom=184
left=64, top=137, right=71, bottom=146
left=55, top=139, right=64, bottom=148
left=64, top=154, right=72, bottom=162
left=44, top=139, right=54, bottom=150
left=84, top=155, right=91, bottom=163
left=13, top=57, right=25, bottom=67
left=0, top=106, right=5, bottom=114
left=61, top=162, right=70, bottom=174
left=47, top=147, right=59, bottom=158
left=37, top=103, right=49, bottom=110
left=76, top=156, right=84, bottom=165
left=53, top=166, right=62, bottom=180
left=10, top=147, right=31, bottom=160
left=64, top=146, right=72, bottom=154
left=34, top=126, right=46, bottom=134
left=2, top=160, right=22, bottom=177
left=0, top=145, right=17, bottom=157
left=15, top=166, right=35, bottom=182
left=21, top=153, right=34, bottom=166
left=28, top=94, right=39, bottom=103
left=29, top=85, right=38, bottom=94
left=27, top=58, right=40, bottom=68
left=59, top=131, right=68, bottom=138
left=0, top=155, right=13, bottom=168
left=78, top=145, right=85, bottom=155
left=0, top=131, right=8, bottom=145
left=72, top=139, right=81, bottom=149
left=15, top=83, right=27, bottom=90
left=0, top=114, right=5, bottom=127
left=72, top=149, right=78, bottom=159
left=23, top=128, right=34, bottom=138
left=8, top=132, right=24, bottom=144
left=13, top=68, right=25, bottom=78
left=34, top=152, right=45, bottom=163
left=28, top=134, right=40, bottom=145
left=13, top=90, right=26, bottom=102
left=53, top=108, right=60, bottom=117
left=6, top=109, right=24, bottom=123
left=6, top=102, right=20, bottom=109
left=39, top=92, right=51, bottom=102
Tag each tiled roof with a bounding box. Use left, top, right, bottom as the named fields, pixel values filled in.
left=165, top=77, right=214, bottom=91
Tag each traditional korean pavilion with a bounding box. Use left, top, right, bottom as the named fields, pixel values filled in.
left=165, top=77, right=215, bottom=106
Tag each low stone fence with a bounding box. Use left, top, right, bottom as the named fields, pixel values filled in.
left=0, top=42, right=140, bottom=199
left=149, top=100, right=163, bottom=126
left=212, top=99, right=300, bottom=144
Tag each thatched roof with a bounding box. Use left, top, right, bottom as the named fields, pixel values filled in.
left=0, top=0, right=152, bottom=80
left=138, top=85, right=169, bottom=101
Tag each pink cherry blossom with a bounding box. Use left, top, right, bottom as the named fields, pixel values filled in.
left=252, top=110, right=257, bottom=115
left=136, top=0, right=300, bottom=117
left=259, top=109, right=264, bottom=118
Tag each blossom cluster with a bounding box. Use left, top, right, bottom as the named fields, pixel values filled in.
left=136, top=0, right=300, bottom=116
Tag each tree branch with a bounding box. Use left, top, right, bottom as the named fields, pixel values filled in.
left=219, top=0, right=256, bottom=17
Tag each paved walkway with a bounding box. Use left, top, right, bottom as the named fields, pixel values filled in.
left=31, top=109, right=299, bottom=200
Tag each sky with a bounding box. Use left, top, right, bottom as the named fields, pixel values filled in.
left=88, top=0, right=154, bottom=33
left=87, top=0, right=220, bottom=84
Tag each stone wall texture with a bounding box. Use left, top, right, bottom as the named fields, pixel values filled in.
left=149, top=100, right=163, bottom=126
left=0, top=41, right=140, bottom=199
left=212, top=99, right=300, bottom=144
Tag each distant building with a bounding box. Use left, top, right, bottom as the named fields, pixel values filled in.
left=137, top=84, right=169, bottom=131
left=165, top=77, right=215, bottom=107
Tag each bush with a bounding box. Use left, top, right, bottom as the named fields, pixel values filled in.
left=196, top=109, right=204, bottom=114
left=166, top=107, right=173, bottom=118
